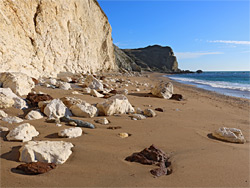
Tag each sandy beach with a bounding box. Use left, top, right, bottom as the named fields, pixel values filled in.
left=0, top=72, right=249, bottom=187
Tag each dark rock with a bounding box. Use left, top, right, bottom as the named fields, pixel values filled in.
left=155, top=108, right=164, bottom=112
left=107, top=126, right=121, bottom=130
left=196, top=70, right=203, bottom=73
left=16, top=162, right=56, bottom=175
left=60, top=115, right=95, bottom=129
left=103, top=93, right=113, bottom=99
left=125, top=145, right=172, bottom=177
left=170, top=94, right=183, bottom=101
left=26, top=93, right=53, bottom=106
left=109, top=90, right=118, bottom=94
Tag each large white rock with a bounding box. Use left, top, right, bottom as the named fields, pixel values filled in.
left=44, top=99, right=71, bottom=119
left=0, top=88, right=28, bottom=109
left=58, top=127, right=82, bottom=138
left=212, top=127, right=246, bottom=144
left=0, top=93, right=14, bottom=108
left=2, top=116, right=23, bottom=124
left=19, top=141, right=74, bottom=164
left=0, top=72, right=35, bottom=96
left=6, top=123, right=39, bottom=142
left=97, top=95, right=134, bottom=116
left=85, top=75, right=103, bottom=91
left=25, top=110, right=44, bottom=120
left=151, top=82, right=174, bottom=99
left=70, top=103, right=98, bottom=118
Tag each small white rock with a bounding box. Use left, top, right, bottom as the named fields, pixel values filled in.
left=143, top=109, right=156, bottom=117
left=90, top=89, right=104, bottom=98
left=6, top=123, right=39, bottom=142
left=0, top=126, right=9, bottom=132
left=25, top=110, right=44, bottom=120
left=0, top=109, right=8, bottom=118
left=58, top=127, right=82, bottom=138
left=130, top=114, right=146, bottom=120
left=2, top=116, right=23, bottom=124
left=94, top=118, right=109, bottom=125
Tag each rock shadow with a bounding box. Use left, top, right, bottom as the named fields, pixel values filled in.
left=207, top=133, right=242, bottom=144
left=128, top=93, right=155, bottom=98
left=0, top=131, right=9, bottom=141
left=11, top=168, right=28, bottom=175
left=0, top=146, right=21, bottom=162
left=45, top=133, right=59, bottom=139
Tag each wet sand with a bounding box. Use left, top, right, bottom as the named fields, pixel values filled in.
left=1, top=72, right=249, bottom=187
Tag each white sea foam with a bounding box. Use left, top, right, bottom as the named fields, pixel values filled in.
left=169, top=77, right=250, bottom=92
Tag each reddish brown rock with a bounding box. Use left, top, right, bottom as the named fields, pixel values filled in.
left=170, top=94, right=183, bottom=101
left=16, top=162, right=56, bottom=175
left=109, top=90, right=118, bottom=94
left=155, top=108, right=164, bottom=112
left=31, top=78, right=39, bottom=85
left=27, top=93, right=53, bottom=106
left=125, top=145, right=172, bottom=177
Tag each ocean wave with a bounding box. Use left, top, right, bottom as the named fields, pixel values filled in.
left=168, top=77, right=250, bottom=92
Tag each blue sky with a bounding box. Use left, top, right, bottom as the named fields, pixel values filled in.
left=98, top=0, right=250, bottom=71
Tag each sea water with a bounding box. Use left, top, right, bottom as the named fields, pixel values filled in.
left=166, top=71, right=250, bottom=99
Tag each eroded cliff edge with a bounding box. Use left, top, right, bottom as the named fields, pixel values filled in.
left=0, top=0, right=117, bottom=78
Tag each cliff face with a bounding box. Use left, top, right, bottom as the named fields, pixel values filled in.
left=114, top=45, right=141, bottom=72
left=0, top=0, right=117, bottom=78
left=122, top=45, right=179, bottom=72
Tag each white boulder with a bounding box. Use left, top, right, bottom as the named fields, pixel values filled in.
left=70, top=103, right=98, bottom=118
left=25, top=110, right=44, bottom=120
left=0, top=88, right=28, bottom=109
left=58, top=127, right=83, bottom=138
left=97, top=95, right=134, bottom=116
left=0, top=72, right=35, bottom=96
left=85, top=75, right=103, bottom=91
left=151, top=82, right=173, bottom=99
left=19, top=141, right=74, bottom=164
left=90, top=89, right=104, bottom=98
left=0, top=93, right=14, bottom=108
left=2, top=116, right=23, bottom=124
left=44, top=99, right=72, bottom=119
left=212, top=127, right=246, bottom=143
left=6, top=123, right=39, bottom=142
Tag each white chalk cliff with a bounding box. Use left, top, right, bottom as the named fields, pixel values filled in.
left=0, top=0, right=117, bottom=78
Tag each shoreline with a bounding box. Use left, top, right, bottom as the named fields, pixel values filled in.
left=1, top=71, right=249, bottom=187
left=164, top=72, right=250, bottom=100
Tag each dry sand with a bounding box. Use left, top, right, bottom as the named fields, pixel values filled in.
left=0, top=72, right=249, bottom=187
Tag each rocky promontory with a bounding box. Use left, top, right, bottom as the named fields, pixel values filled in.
left=121, top=45, right=179, bottom=73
